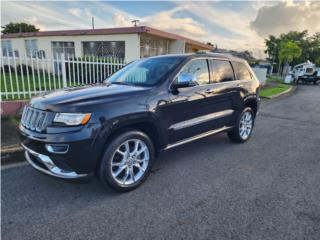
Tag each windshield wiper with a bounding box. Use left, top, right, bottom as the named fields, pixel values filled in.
left=111, top=82, right=134, bottom=86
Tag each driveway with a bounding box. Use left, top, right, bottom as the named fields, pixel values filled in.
left=2, top=85, right=320, bottom=240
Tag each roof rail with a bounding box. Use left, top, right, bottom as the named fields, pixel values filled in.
left=196, top=50, right=210, bottom=54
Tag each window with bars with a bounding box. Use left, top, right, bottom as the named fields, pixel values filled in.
left=82, top=41, right=125, bottom=59
left=52, top=41, right=75, bottom=58
left=140, top=38, right=170, bottom=58
left=2, top=40, right=13, bottom=56
left=25, top=39, right=39, bottom=58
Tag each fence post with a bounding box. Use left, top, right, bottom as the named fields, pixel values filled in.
left=60, top=53, right=67, bottom=88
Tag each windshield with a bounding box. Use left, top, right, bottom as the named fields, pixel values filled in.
left=106, top=57, right=184, bottom=86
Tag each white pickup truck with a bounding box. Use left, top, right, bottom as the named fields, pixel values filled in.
left=292, top=61, right=320, bottom=85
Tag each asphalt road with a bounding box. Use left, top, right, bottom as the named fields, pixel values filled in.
left=2, top=85, right=320, bottom=240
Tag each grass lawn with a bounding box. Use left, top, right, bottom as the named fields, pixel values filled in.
left=1, top=73, right=64, bottom=100
left=260, top=75, right=292, bottom=98
left=260, top=83, right=291, bottom=98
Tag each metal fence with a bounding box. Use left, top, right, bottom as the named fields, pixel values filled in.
left=0, top=53, right=126, bottom=100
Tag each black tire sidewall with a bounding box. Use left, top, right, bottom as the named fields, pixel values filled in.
left=99, top=130, right=155, bottom=192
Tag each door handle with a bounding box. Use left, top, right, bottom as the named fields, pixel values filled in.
left=237, top=84, right=244, bottom=88
left=205, top=89, right=216, bottom=94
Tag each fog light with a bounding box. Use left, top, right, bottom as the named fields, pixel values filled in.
left=45, top=144, right=69, bottom=154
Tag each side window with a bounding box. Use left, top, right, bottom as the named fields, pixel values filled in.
left=211, top=60, right=235, bottom=82
left=232, top=61, right=252, bottom=80
left=180, top=59, right=210, bottom=85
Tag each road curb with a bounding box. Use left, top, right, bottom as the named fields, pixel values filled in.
left=1, top=144, right=25, bottom=166
left=1, top=144, right=23, bottom=153
left=261, top=85, right=296, bottom=99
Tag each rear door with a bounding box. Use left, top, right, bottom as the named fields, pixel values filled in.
left=203, top=58, right=240, bottom=128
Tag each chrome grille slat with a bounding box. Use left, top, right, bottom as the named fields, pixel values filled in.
left=25, top=110, right=33, bottom=128
left=21, top=106, right=49, bottom=132
left=30, top=111, right=39, bottom=130
left=21, top=106, right=27, bottom=125
left=36, top=113, right=46, bottom=132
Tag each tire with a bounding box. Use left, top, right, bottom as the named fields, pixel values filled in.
left=98, top=130, right=155, bottom=192
left=228, top=107, right=255, bottom=143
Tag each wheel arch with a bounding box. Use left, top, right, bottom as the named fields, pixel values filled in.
left=243, top=96, right=258, bottom=116
left=103, top=113, right=164, bottom=157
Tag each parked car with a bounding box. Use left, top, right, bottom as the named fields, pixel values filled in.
left=292, top=61, right=320, bottom=85
left=19, top=53, right=260, bottom=192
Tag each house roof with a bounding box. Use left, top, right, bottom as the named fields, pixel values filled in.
left=1, top=26, right=213, bottom=50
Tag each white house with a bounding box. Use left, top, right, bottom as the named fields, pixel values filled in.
left=1, top=26, right=213, bottom=63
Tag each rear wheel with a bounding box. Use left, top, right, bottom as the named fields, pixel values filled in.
left=228, top=107, right=255, bottom=143
left=98, top=130, right=155, bottom=192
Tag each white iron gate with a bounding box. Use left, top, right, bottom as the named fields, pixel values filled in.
left=0, top=53, right=126, bottom=100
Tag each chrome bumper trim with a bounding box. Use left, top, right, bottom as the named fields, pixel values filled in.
left=21, top=143, right=88, bottom=179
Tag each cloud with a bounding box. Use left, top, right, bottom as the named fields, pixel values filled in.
left=250, top=1, right=320, bottom=37
left=112, top=7, right=207, bottom=38
left=174, top=1, right=267, bottom=57
left=141, top=7, right=207, bottom=37
left=68, top=8, right=82, bottom=17
left=112, top=13, right=132, bottom=27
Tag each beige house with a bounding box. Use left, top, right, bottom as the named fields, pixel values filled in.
left=1, top=26, right=213, bottom=63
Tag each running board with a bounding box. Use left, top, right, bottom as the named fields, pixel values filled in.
left=164, top=126, right=233, bottom=150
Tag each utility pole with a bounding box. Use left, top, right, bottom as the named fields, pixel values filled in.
left=92, top=17, right=95, bottom=29
left=131, top=20, right=139, bottom=27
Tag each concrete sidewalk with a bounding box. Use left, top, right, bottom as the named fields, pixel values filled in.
left=1, top=117, right=24, bottom=165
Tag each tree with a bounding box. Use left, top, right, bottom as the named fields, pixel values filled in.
left=1, top=22, right=39, bottom=34
left=265, top=30, right=320, bottom=73
left=265, top=35, right=281, bottom=73
left=278, top=41, right=302, bottom=75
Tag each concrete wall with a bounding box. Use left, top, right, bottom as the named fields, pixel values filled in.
left=5, top=34, right=140, bottom=63
left=252, top=67, right=268, bottom=85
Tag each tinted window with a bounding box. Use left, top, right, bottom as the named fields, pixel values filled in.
left=232, top=61, right=252, bottom=80
left=180, top=59, right=209, bottom=85
left=212, top=60, right=234, bottom=82
left=106, top=57, right=183, bottom=86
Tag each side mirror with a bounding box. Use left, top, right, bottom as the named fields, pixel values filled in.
left=172, top=73, right=197, bottom=89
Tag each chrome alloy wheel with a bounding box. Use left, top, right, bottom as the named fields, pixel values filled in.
left=110, top=139, right=150, bottom=185
left=239, top=111, right=253, bottom=140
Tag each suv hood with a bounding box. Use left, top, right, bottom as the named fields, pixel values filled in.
left=29, top=83, right=149, bottom=112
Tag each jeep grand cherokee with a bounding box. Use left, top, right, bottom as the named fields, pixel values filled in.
left=19, top=53, right=260, bottom=192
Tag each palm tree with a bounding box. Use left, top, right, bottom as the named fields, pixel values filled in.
left=279, top=41, right=302, bottom=76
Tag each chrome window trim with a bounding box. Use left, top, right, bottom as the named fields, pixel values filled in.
left=168, top=56, right=248, bottom=91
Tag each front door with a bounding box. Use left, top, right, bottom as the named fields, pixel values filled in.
left=162, top=58, right=229, bottom=144
left=163, top=58, right=239, bottom=145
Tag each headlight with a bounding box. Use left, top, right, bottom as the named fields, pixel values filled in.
left=53, top=113, right=91, bottom=126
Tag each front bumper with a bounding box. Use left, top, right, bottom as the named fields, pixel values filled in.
left=22, top=143, right=88, bottom=179
left=19, top=122, right=105, bottom=177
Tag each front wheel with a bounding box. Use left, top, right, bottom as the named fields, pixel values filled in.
left=228, top=107, right=255, bottom=143
left=98, top=130, right=155, bottom=192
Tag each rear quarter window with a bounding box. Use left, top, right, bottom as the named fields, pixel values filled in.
left=232, top=61, right=253, bottom=80
left=211, top=59, right=235, bottom=83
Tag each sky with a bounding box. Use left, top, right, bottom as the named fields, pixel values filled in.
left=1, top=0, right=320, bottom=59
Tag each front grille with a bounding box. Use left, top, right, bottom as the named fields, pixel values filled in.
left=21, top=106, right=49, bottom=132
